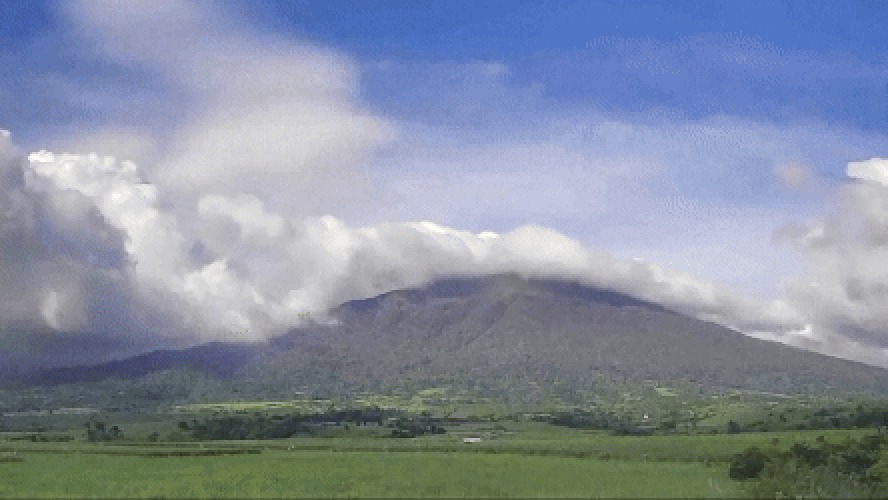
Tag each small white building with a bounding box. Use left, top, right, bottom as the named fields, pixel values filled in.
left=462, top=437, right=482, bottom=444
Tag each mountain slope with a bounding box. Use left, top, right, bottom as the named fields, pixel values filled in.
left=14, top=273, right=888, bottom=402
left=255, top=273, right=888, bottom=397
left=24, top=342, right=264, bottom=386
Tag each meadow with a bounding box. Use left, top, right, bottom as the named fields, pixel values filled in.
left=2, top=388, right=887, bottom=498
left=1, top=423, right=878, bottom=498
left=1, top=442, right=738, bottom=498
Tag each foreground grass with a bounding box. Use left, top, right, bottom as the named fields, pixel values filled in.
left=0, top=427, right=864, bottom=497
left=0, top=448, right=738, bottom=498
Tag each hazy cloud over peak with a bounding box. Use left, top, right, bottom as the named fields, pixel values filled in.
left=0, top=129, right=804, bottom=350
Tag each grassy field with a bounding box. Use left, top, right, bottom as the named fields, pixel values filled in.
left=0, top=445, right=739, bottom=498
left=1, top=427, right=873, bottom=498
left=2, top=389, right=883, bottom=498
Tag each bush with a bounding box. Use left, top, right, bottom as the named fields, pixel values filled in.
left=732, top=433, right=888, bottom=498
left=729, top=447, right=768, bottom=480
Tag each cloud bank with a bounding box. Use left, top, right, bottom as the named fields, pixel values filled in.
left=1, top=128, right=802, bottom=348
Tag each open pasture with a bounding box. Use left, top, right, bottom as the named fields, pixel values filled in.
left=0, top=444, right=739, bottom=498
left=0, top=397, right=880, bottom=498
left=0, top=428, right=867, bottom=498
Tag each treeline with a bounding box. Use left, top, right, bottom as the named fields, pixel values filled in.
left=726, top=401, right=888, bottom=434
left=541, top=410, right=657, bottom=435
left=729, top=433, right=888, bottom=498
left=186, top=408, right=452, bottom=440
left=548, top=400, right=888, bottom=436
left=771, top=401, right=888, bottom=431
left=85, top=420, right=124, bottom=442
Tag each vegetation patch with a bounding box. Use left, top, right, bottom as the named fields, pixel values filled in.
left=730, top=432, right=888, bottom=498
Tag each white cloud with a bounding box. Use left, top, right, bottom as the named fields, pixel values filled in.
left=0, top=132, right=135, bottom=335
left=1, top=130, right=805, bottom=349
left=775, top=158, right=888, bottom=357
left=847, top=158, right=888, bottom=188
left=59, top=0, right=396, bottom=215
left=41, top=128, right=158, bottom=170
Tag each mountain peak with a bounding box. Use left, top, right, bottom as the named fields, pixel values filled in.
left=339, top=273, right=667, bottom=315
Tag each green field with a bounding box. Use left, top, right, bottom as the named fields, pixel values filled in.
left=0, top=444, right=738, bottom=498
left=1, top=428, right=877, bottom=498
left=2, top=390, right=886, bottom=498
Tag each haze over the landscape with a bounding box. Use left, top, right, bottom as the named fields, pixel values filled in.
left=3, top=0, right=888, bottom=367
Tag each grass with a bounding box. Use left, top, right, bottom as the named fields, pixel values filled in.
left=0, top=447, right=738, bottom=498
left=2, top=393, right=877, bottom=499
left=0, top=427, right=865, bottom=498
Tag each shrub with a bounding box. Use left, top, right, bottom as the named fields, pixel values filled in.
left=732, top=433, right=888, bottom=498
left=729, top=447, right=768, bottom=480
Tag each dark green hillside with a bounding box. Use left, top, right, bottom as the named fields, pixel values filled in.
left=8, top=274, right=888, bottom=406
left=251, top=273, right=888, bottom=399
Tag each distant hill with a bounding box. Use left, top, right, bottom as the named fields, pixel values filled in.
left=11, top=273, right=888, bottom=402
left=23, top=342, right=264, bottom=386
left=0, top=330, right=152, bottom=383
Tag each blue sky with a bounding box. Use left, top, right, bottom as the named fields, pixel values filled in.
left=250, top=0, right=888, bottom=129
left=4, top=1, right=887, bottom=133
left=3, top=1, right=888, bottom=364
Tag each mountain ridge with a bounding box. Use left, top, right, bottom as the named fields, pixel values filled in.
left=9, top=273, right=888, bottom=401
left=259, top=273, right=888, bottom=399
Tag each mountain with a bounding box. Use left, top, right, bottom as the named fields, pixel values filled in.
left=23, top=342, right=264, bottom=386
left=0, top=331, right=148, bottom=380
left=253, top=273, right=888, bottom=399
left=11, top=273, right=888, bottom=402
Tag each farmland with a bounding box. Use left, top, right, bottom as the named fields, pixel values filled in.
left=3, top=383, right=888, bottom=498
left=1, top=404, right=884, bottom=498
left=0, top=444, right=739, bottom=498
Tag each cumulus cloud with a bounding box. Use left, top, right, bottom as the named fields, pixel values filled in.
left=0, top=128, right=805, bottom=350
left=847, top=158, right=888, bottom=187
left=773, top=157, right=888, bottom=360
left=60, top=0, right=395, bottom=214
left=0, top=131, right=135, bottom=335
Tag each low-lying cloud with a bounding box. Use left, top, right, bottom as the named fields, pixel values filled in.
left=2, top=129, right=804, bottom=348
